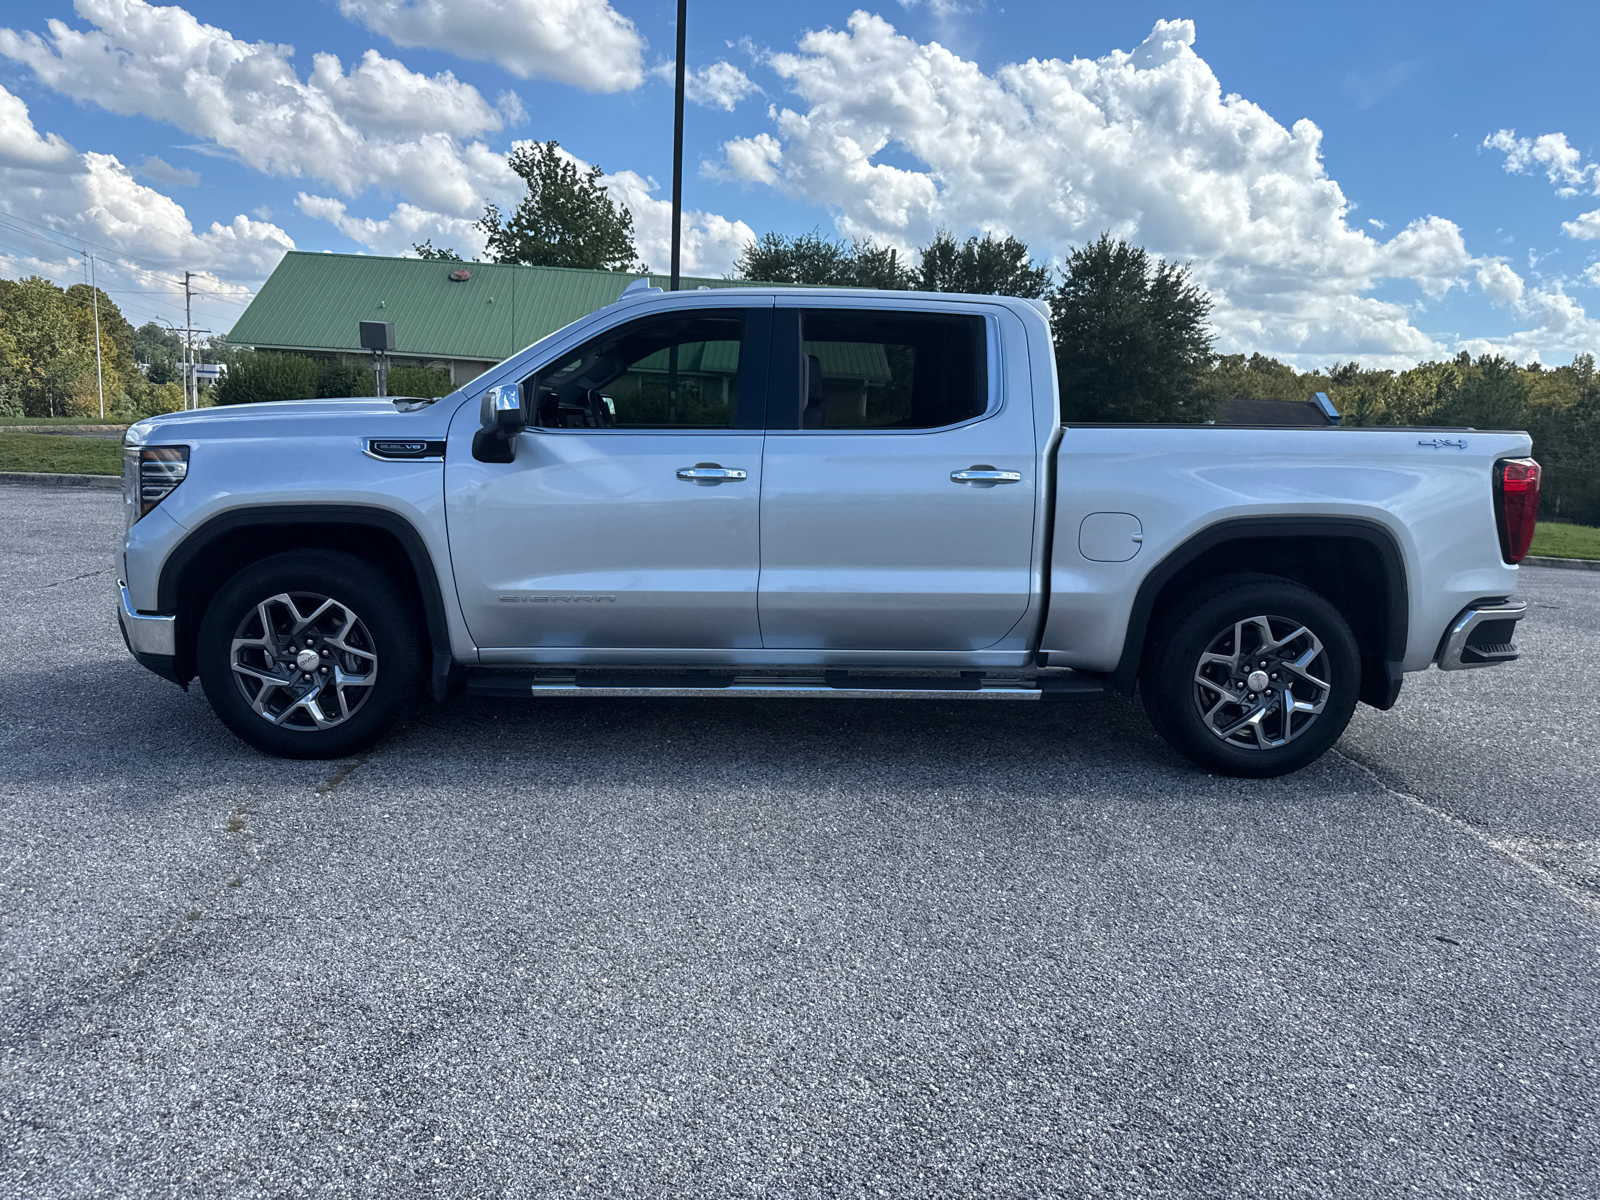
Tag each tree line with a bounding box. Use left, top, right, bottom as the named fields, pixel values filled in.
left=0, top=274, right=237, bottom=420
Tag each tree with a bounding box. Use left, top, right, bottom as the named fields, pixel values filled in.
left=1436, top=354, right=1528, bottom=430
left=65, top=282, right=137, bottom=382
left=476, top=141, right=642, bottom=271
left=735, top=229, right=915, bottom=288
left=1049, top=234, right=1215, bottom=422
left=0, top=276, right=88, bottom=416
left=917, top=230, right=1050, bottom=298
left=134, top=322, right=183, bottom=384
left=413, top=240, right=463, bottom=261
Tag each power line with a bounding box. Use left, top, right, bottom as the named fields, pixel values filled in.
left=0, top=207, right=193, bottom=278
left=0, top=212, right=257, bottom=305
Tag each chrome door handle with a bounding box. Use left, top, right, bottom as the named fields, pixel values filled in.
left=951, top=466, right=1022, bottom=486
left=677, top=463, right=748, bottom=484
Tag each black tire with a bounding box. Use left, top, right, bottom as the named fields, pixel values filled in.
left=1140, top=574, right=1360, bottom=778
left=196, top=550, right=425, bottom=759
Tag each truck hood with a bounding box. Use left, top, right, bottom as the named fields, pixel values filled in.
left=125, top=395, right=465, bottom=446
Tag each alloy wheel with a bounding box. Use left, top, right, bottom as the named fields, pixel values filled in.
left=1191, top=614, right=1330, bottom=751
left=229, top=591, right=378, bottom=729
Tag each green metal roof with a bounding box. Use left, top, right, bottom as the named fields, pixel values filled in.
left=226, top=251, right=751, bottom=362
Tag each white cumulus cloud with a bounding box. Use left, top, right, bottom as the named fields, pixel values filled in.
left=0, top=84, right=291, bottom=332
left=1562, top=210, right=1600, bottom=241
left=652, top=60, right=761, bottom=112
left=337, top=0, right=644, bottom=92
left=135, top=155, right=199, bottom=187
left=300, top=153, right=758, bottom=279
left=0, top=0, right=754, bottom=280
left=714, top=12, right=1597, bottom=366
left=294, top=195, right=487, bottom=260
left=1483, top=129, right=1598, bottom=197
left=0, top=0, right=519, bottom=216
left=597, top=166, right=757, bottom=275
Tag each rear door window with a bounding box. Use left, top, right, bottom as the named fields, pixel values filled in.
left=785, top=310, right=987, bottom=431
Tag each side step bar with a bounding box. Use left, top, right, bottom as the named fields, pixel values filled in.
left=465, top=670, right=1105, bottom=702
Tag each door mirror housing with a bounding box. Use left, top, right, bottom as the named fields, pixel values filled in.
left=479, top=384, right=526, bottom=435
left=474, top=383, right=525, bottom=463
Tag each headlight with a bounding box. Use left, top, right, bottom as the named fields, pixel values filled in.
left=136, top=445, right=189, bottom=520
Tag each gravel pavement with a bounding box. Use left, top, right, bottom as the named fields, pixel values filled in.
left=2, top=485, right=1597, bottom=1199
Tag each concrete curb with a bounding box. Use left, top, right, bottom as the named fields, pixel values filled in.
left=0, top=471, right=120, bottom=490
left=1524, top=555, right=1600, bottom=572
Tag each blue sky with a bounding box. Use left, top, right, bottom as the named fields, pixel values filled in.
left=1, top=0, right=1597, bottom=368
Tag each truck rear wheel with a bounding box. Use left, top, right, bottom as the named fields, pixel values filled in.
left=1140, top=574, right=1360, bottom=778
left=196, top=550, right=424, bottom=760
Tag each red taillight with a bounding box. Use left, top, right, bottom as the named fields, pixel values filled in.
left=1494, top=457, right=1540, bottom=564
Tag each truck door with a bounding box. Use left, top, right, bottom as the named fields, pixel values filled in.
left=756, top=306, right=1038, bottom=651
left=447, top=305, right=771, bottom=651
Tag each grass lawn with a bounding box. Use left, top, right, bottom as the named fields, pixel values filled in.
left=1530, top=522, right=1600, bottom=560
left=0, top=432, right=123, bottom=475
left=0, top=415, right=128, bottom=427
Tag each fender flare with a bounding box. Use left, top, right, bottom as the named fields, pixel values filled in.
left=158, top=504, right=456, bottom=698
left=1108, top=515, right=1409, bottom=706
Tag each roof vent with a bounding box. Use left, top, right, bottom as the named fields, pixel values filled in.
left=449, top=268, right=472, bottom=282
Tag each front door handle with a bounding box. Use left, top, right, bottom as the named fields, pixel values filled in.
left=951, top=465, right=1022, bottom=486
left=677, top=462, right=749, bottom=485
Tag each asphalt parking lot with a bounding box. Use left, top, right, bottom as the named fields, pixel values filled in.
left=2, top=484, right=1597, bottom=1199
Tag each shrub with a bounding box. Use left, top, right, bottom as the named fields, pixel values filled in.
left=213, top=352, right=321, bottom=405
left=388, top=365, right=453, bottom=397
left=317, top=358, right=374, bottom=398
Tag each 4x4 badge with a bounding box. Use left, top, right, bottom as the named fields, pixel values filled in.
left=1417, top=437, right=1468, bottom=449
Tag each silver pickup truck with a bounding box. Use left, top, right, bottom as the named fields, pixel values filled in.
left=116, top=286, right=1540, bottom=776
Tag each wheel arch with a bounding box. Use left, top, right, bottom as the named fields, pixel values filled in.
left=158, top=504, right=454, bottom=695
left=1111, top=516, right=1409, bottom=710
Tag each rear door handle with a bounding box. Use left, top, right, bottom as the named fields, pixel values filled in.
left=677, top=463, right=749, bottom=485
left=951, top=465, right=1022, bottom=486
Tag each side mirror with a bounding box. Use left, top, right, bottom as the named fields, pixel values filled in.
left=479, top=384, right=526, bottom=435
left=473, top=383, right=525, bottom=464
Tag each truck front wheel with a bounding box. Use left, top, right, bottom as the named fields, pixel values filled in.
left=1140, top=575, right=1361, bottom=778
left=196, top=550, right=425, bottom=760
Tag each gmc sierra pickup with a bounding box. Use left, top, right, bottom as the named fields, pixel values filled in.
left=116, top=284, right=1539, bottom=777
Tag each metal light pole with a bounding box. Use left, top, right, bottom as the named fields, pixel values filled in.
left=669, top=0, right=686, bottom=292
left=87, top=252, right=104, bottom=419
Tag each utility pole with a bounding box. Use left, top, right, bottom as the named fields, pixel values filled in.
left=184, top=271, right=194, bottom=410
left=87, top=252, right=104, bottom=419
left=670, top=0, right=687, bottom=291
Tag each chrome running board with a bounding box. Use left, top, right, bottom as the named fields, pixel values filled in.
left=465, top=670, right=1105, bottom=701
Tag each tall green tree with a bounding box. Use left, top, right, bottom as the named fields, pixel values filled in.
left=917, top=230, right=1051, bottom=298
left=476, top=141, right=642, bottom=271
left=133, top=321, right=183, bottom=385
left=412, top=239, right=464, bottom=261
left=1050, top=234, right=1215, bottom=422
left=1436, top=354, right=1529, bottom=430
left=734, top=230, right=915, bottom=288
left=0, top=276, right=89, bottom=416
left=64, top=282, right=137, bottom=382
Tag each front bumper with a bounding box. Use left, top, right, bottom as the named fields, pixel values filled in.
left=1435, top=598, right=1527, bottom=671
left=118, top=580, right=187, bottom=687
left=118, top=580, right=175, bottom=655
